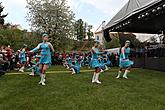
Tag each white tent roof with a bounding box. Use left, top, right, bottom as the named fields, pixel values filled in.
left=105, top=0, right=162, bottom=29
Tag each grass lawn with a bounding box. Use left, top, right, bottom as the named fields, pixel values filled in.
left=1, top=66, right=165, bottom=110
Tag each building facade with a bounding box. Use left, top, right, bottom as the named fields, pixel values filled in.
left=94, top=31, right=104, bottom=45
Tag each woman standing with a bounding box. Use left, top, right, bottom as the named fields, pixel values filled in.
left=91, top=41, right=106, bottom=84
left=116, top=40, right=134, bottom=79
left=30, top=34, right=54, bottom=86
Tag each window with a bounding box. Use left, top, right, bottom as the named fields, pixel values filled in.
left=96, top=36, right=99, bottom=40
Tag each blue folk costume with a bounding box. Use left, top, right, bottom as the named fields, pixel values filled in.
left=19, top=49, right=27, bottom=63
left=64, top=57, right=72, bottom=69
left=91, top=44, right=105, bottom=84
left=80, top=56, right=84, bottom=67
left=99, top=57, right=106, bottom=70
left=88, top=57, right=92, bottom=67
left=31, top=57, right=40, bottom=75
left=116, top=40, right=134, bottom=79
left=67, top=57, right=72, bottom=67
left=119, top=47, right=134, bottom=68
left=84, top=55, right=89, bottom=66
left=32, top=42, right=54, bottom=66
left=104, top=58, right=112, bottom=67
left=91, top=48, right=104, bottom=68
left=31, top=34, right=54, bottom=86
left=72, top=58, right=81, bottom=74
left=19, top=48, right=27, bottom=73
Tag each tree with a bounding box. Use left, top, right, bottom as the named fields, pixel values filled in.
left=104, top=32, right=141, bottom=49
left=118, top=33, right=141, bottom=48
left=0, top=28, right=41, bottom=50
left=105, top=33, right=120, bottom=49
left=74, top=19, right=93, bottom=41
left=87, top=25, right=93, bottom=40
left=74, top=19, right=85, bottom=41
left=0, top=2, right=7, bottom=26
left=26, top=0, right=75, bottom=50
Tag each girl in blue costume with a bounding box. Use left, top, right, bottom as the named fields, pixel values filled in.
left=91, top=41, right=106, bottom=84
left=19, top=45, right=27, bottom=72
left=70, top=55, right=81, bottom=74
left=67, top=57, right=72, bottom=69
left=30, top=34, right=54, bottom=86
left=116, top=40, right=134, bottom=79
left=99, top=57, right=106, bottom=72
left=79, top=55, right=84, bottom=67
left=104, top=57, right=112, bottom=70
left=29, top=56, right=40, bottom=76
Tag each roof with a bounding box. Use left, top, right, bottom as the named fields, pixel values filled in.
left=95, top=30, right=102, bottom=34
left=105, top=0, right=162, bottom=29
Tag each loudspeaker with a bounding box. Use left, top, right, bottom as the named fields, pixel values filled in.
left=103, top=29, right=112, bottom=42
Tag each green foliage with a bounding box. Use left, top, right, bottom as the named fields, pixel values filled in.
left=87, top=25, right=93, bottom=40
left=74, top=19, right=85, bottom=41
left=105, top=33, right=141, bottom=49
left=55, top=37, right=76, bottom=52
left=74, top=19, right=93, bottom=41
left=105, top=33, right=120, bottom=49
left=71, top=39, right=95, bottom=51
left=0, top=28, right=41, bottom=50
left=26, top=0, right=75, bottom=50
left=119, top=33, right=141, bottom=48
left=0, top=2, right=7, bottom=26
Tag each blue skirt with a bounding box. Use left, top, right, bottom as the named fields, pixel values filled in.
left=119, top=59, right=134, bottom=68
left=34, top=66, right=40, bottom=75
left=73, top=66, right=80, bottom=74
left=105, top=61, right=112, bottom=67
left=90, top=59, right=100, bottom=68
left=20, top=58, right=27, bottom=63
left=100, top=63, right=106, bottom=70
left=39, top=54, right=51, bottom=65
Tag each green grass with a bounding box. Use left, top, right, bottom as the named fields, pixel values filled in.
left=1, top=66, right=165, bottom=110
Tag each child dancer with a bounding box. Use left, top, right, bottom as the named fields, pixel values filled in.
left=19, top=45, right=27, bottom=72
left=104, top=56, right=112, bottom=70
left=30, top=33, right=54, bottom=86
left=65, top=56, right=72, bottom=69
left=63, top=56, right=68, bottom=68
left=116, top=40, right=134, bottom=79
left=29, top=55, right=40, bottom=76
left=91, top=41, right=106, bottom=84
left=70, top=55, right=81, bottom=74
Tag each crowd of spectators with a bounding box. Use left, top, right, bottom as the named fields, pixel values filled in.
left=0, top=45, right=121, bottom=76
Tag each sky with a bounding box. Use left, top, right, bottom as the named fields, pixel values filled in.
left=1, top=0, right=128, bottom=32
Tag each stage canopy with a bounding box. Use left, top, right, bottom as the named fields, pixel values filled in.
left=104, top=0, right=165, bottom=36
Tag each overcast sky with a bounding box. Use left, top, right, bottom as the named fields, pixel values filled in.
left=1, top=0, right=128, bottom=31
